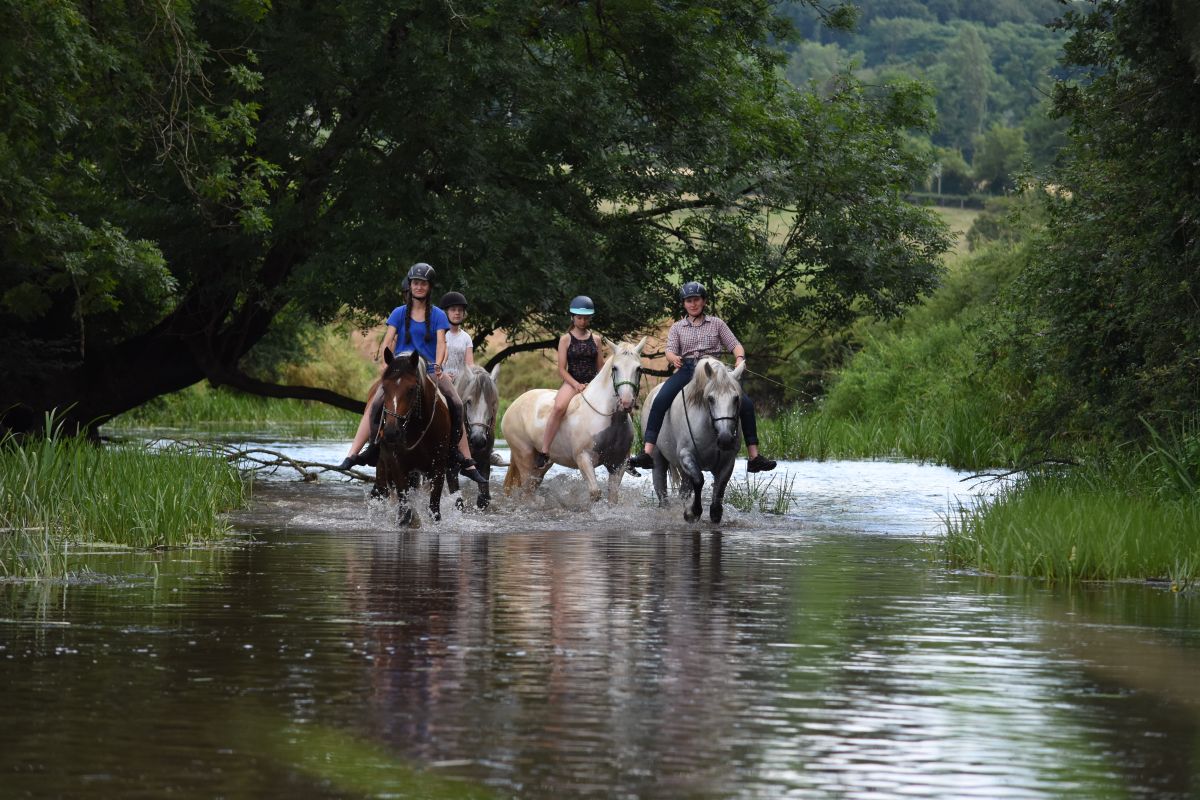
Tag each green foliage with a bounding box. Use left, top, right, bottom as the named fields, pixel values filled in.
left=1, top=0, right=951, bottom=435
left=996, top=0, right=1200, bottom=444
left=971, top=124, right=1027, bottom=194
left=107, top=383, right=359, bottom=434
left=943, top=460, right=1200, bottom=589
left=965, top=193, right=1045, bottom=252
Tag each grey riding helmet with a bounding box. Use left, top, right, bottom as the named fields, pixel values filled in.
left=679, top=281, right=707, bottom=302
left=569, top=295, right=595, bottom=315
left=407, top=262, right=435, bottom=283
left=440, top=291, right=468, bottom=309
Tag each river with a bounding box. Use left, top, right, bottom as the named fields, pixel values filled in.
left=2, top=436, right=1198, bottom=798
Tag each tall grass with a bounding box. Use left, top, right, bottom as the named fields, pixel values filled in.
left=757, top=321, right=1023, bottom=470
left=106, top=382, right=359, bottom=435
left=944, top=427, right=1200, bottom=588
left=1, top=423, right=247, bottom=578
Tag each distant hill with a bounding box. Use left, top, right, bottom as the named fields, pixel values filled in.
left=779, top=0, right=1073, bottom=192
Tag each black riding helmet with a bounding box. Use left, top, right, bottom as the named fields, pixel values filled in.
left=407, top=262, right=435, bottom=283
left=679, top=281, right=707, bottom=302
left=569, top=295, right=595, bottom=315
left=408, top=261, right=436, bottom=283
left=440, top=291, right=468, bottom=309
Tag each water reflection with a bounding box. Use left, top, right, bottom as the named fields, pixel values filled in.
left=1, top=450, right=1199, bottom=798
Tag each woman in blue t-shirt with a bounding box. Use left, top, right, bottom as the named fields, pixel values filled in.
left=340, top=263, right=485, bottom=485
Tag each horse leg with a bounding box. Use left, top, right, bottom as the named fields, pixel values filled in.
left=394, top=471, right=414, bottom=528
left=709, top=454, right=737, bottom=524
left=651, top=452, right=669, bottom=506
left=679, top=449, right=704, bottom=523
left=429, top=469, right=445, bottom=522
left=476, top=453, right=492, bottom=509
left=576, top=451, right=603, bottom=503
left=606, top=462, right=623, bottom=504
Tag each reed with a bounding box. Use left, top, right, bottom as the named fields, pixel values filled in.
left=0, top=422, right=247, bottom=578
left=726, top=474, right=797, bottom=515
left=943, top=462, right=1200, bottom=589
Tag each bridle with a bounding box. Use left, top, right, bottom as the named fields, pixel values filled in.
left=682, top=366, right=740, bottom=452
left=378, top=371, right=439, bottom=451
left=580, top=355, right=642, bottom=417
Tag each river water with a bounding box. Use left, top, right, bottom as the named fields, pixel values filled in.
left=2, top=437, right=1199, bottom=799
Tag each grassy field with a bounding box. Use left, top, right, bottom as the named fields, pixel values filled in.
left=1, top=425, right=247, bottom=578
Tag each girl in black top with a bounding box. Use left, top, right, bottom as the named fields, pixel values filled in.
left=535, top=296, right=605, bottom=468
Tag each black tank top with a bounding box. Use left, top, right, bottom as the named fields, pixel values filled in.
left=566, top=333, right=599, bottom=384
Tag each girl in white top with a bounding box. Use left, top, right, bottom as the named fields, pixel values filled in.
left=440, top=291, right=474, bottom=380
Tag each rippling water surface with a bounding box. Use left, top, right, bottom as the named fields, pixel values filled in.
left=2, top=438, right=1199, bottom=799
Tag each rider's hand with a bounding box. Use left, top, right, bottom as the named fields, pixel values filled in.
left=666, top=352, right=683, bottom=369
left=576, top=382, right=588, bottom=393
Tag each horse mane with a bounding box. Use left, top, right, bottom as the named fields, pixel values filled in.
left=685, top=357, right=738, bottom=404
left=462, top=364, right=498, bottom=406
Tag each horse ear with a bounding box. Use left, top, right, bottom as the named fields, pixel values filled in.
left=731, top=360, right=746, bottom=380
left=602, top=336, right=617, bottom=352
left=408, top=349, right=421, bottom=369
left=634, top=336, right=647, bottom=355
left=490, top=364, right=501, bottom=384
left=704, top=361, right=713, bottom=379
left=384, top=348, right=394, bottom=365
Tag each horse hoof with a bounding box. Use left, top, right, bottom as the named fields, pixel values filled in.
left=684, top=508, right=700, bottom=523
left=476, top=495, right=490, bottom=510
left=397, top=507, right=414, bottom=527
left=455, top=496, right=465, bottom=511
left=590, top=491, right=603, bottom=503
left=710, top=505, right=724, bottom=524
left=432, top=511, right=441, bottom=522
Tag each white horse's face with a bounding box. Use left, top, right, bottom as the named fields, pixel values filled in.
left=458, top=367, right=499, bottom=451
left=607, top=337, right=646, bottom=413
left=701, top=360, right=742, bottom=451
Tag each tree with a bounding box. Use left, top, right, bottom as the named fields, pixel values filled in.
left=935, top=26, right=993, bottom=155
left=0, top=0, right=948, bottom=436
left=1000, top=0, right=1200, bottom=441
left=971, top=124, right=1027, bottom=194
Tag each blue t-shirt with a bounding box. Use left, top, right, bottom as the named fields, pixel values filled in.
left=386, top=305, right=450, bottom=372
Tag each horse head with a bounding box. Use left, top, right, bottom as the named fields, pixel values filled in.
left=457, top=364, right=500, bottom=452
left=687, top=357, right=744, bottom=451
left=379, top=348, right=426, bottom=446
left=602, top=336, right=646, bottom=413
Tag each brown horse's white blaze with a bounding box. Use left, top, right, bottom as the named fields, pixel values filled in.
left=501, top=338, right=646, bottom=503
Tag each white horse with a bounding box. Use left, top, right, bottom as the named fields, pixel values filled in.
left=446, top=364, right=501, bottom=508
left=501, top=338, right=645, bottom=502
left=640, top=357, right=746, bottom=523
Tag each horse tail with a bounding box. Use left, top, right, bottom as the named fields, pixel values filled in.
left=503, top=457, right=522, bottom=495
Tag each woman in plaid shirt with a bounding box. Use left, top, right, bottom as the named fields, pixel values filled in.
left=628, top=282, right=776, bottom=473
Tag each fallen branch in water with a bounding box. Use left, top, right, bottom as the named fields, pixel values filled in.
left=150, top=439, right=373, bottom=483
left=964, top=457, right=1079, bottom=484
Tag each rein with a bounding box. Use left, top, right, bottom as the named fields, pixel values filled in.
left=378, top=371, right=443, bottom=452
left=579, top=358, right=642, bottom=417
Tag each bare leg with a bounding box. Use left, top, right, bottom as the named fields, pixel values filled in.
left=540, top=383, right=575, bottom=456
left=344, top=386, right=382, bottom=460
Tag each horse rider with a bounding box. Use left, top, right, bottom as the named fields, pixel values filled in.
left=627, top=281, right=777, bottom=473
left=339, top=263, right=486, bottom=485
left=534, top=295, right=605, bottom=469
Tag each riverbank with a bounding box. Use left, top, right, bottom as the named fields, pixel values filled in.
left=0, top=429, right=247, bottom=578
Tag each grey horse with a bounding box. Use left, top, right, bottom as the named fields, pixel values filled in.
left=446, top=364, right=501, bottom=508
left=640, top=357, right=746, bottom=523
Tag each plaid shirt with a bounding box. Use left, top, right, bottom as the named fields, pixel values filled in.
left=666, top=315, right=741, bottom=360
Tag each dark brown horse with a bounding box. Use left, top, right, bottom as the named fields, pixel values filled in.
left=374, top=348, right=452, bottom=526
